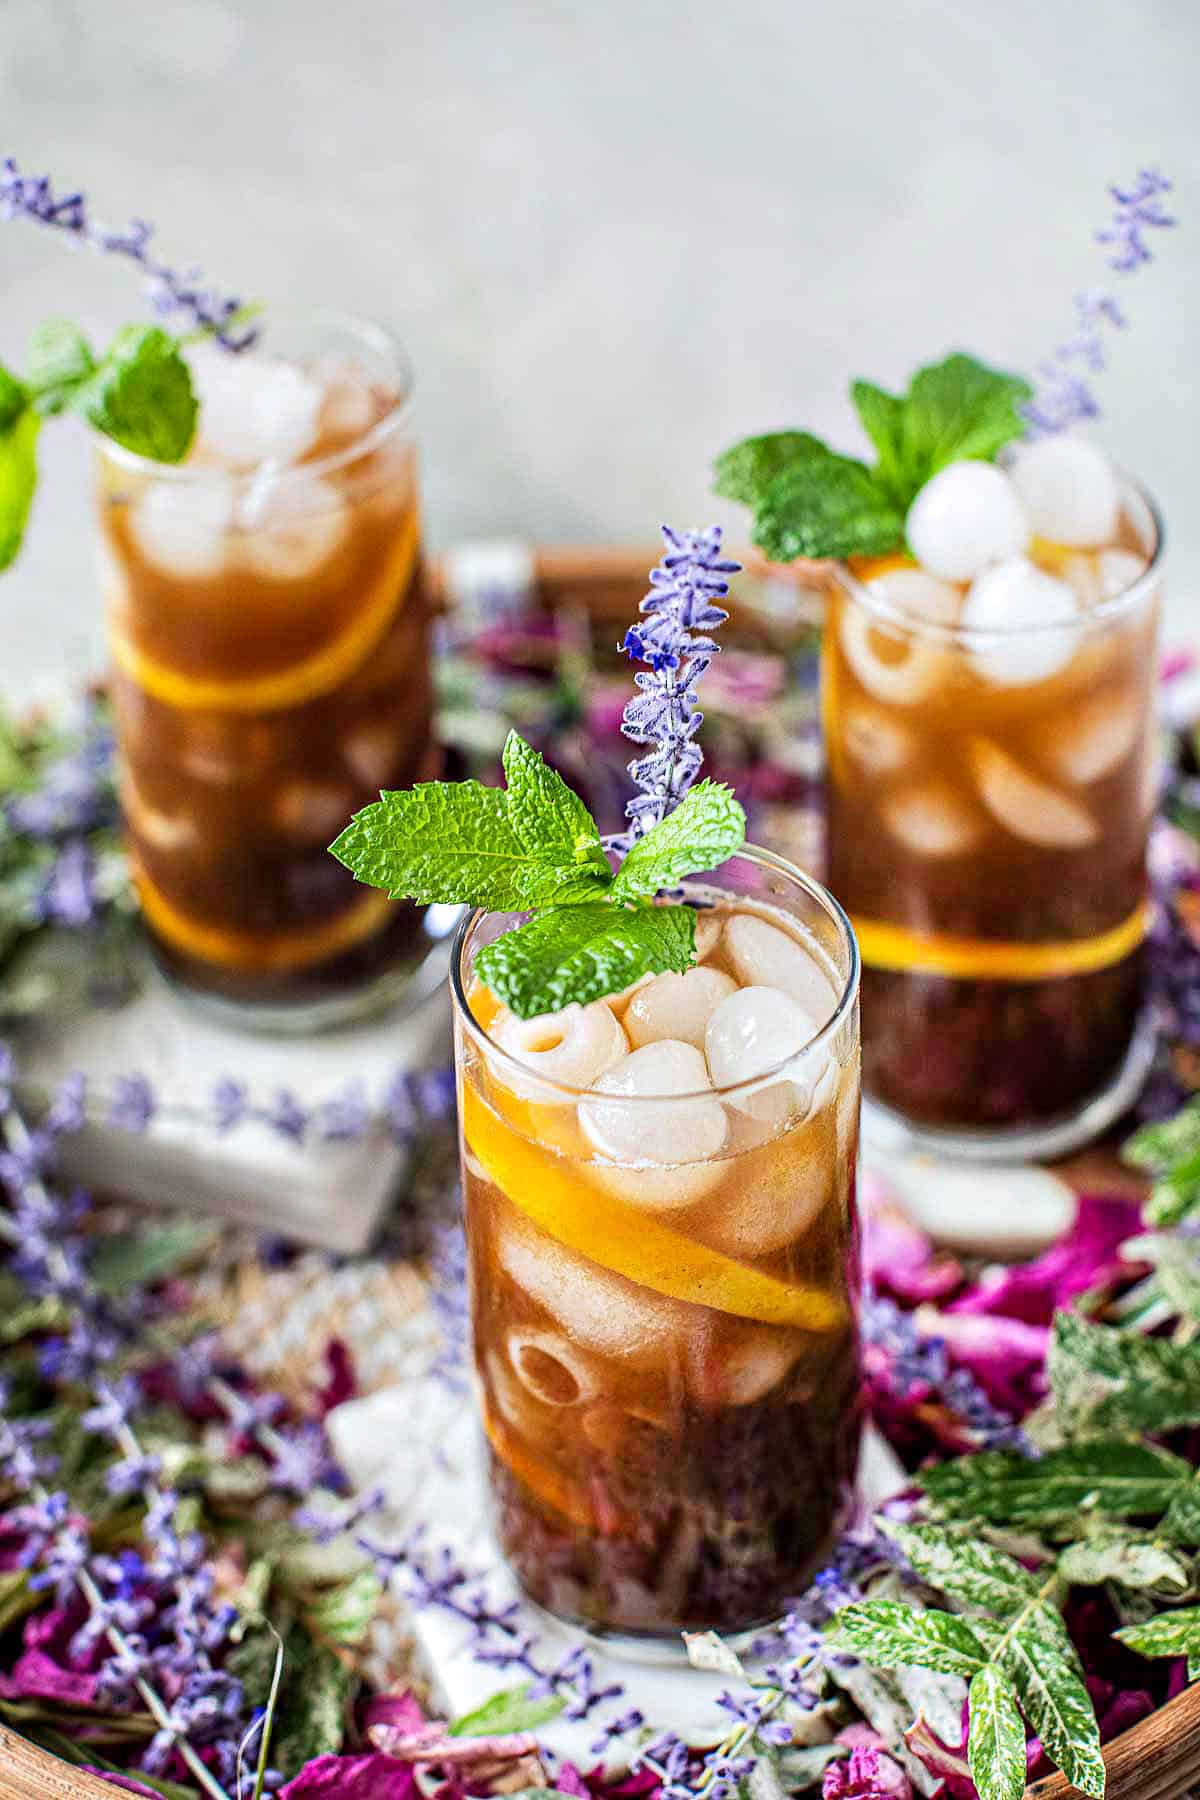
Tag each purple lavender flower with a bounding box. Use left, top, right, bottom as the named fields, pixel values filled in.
left=296, top=1484, right=385, bottom=1545
left=862, top=1294, right=1030, bottom=1453
left=265, top=1088, right=308, bottom=1143
left=42, top=1071, right=88, bottom=1139
left=267, top=1420, right=338, bottom=1496
left=1099, top=169, right=1176, bottom=271
left=38, top=839, right=99, bottom=928
left=170, top=1334, right=223, bottom=1407
left=316, top=1082, right=371, bottom=1143
left=28, top=1518, right=90, bottom=1603
left=82, top=1376, right=143, bottom=1438
left=140, top=1667, right=248, bottom=1775
left=106, top=1074, right=157, bottom=1134
left=105, top=1449, right=164, bottom=1496
left=609, top=525, right=738, bottom=853
left=210, top=1078, right=249, bottom=1133
left=1, top=157, right=257, bottom=350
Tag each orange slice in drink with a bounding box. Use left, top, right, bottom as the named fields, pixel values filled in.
left=852, top=902, right=1151, bottom=982
left=110, top=512, right=418, bottom=714
left=482, top=1404, right=624, bottom=1534
left=845, top=551, right=916, bottom=585
left=462, top=1083, right=843, bottom=1331
left=133, top=859, right=396, bottom=973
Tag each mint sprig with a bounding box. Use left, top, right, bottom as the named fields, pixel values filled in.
left=0, top=317, right=198, bottom=572
left=330, top=730, right=746, bottom=1018
left=714, top=351, right=1033, bottom=563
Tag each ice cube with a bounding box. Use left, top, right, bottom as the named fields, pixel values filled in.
left=881, top=782, right=980, bottom=857
left=312, top=353, right=377, bottom=443
left=969, top=739, right=1099, bottom=848
left=693, top=909, right=723, bottom=960
left=705, top=985, right=818, bottom=1126
left=342, top=723, right=401, bottom=790
left=685, top=1104, right=834, bottom=1257
left=961, top=557, right=1081, bottom=685
left=905, top=462, right=1029, bottom=581
left=495, top=1209, right=696, bottom=1362
left=839, top=602, right=946, bottom=706
left=495, top=1000, right=628, bottom=1095
left=1058, top=553, right=1101, bottom=608
left=625, top=966, right=737, bottom=1052
left=1029, top=690, right=1140, bottom=785
left=273, top=779, right=358, bottom=843
left=720, top=914, right=839, bottom=1024
left=1010, top=436, right=1119, bottom=548
left=841, top=700, right=917, bottom=775
left=96, top=534, right=129, bottom=612
left=239, top=472, right=349, bottom=580
left=580, top=1401, right=668, bottom=1456
left=189, top=344, right=323, bottom=470
left=866, top=566, right=963, bottom=626
left=505, top=1328, right=600, bottom=1406
left=120, top=777, right=198, bottom=852
left=579, top=1040, right=727, bottom=1210
left=687, top=1323, right=798, bottom=1407
left=129, top=478, right=234, bottom=579
left=1098, top=549, right=1150, bottom=600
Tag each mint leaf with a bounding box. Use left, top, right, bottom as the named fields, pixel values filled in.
left=921, top=1439, right=1192, bottom=1526
left=330, top=778, right=611, bottom=910
left=26, top=319, right=95, bottom=416
left=475, top=901, right=695, bottom=1019
left=832, top=1600, right=988, bottom=1679
left=712, top=431, right=831, bottom=508
left=900, top=353, right=1033, bottom=487
left=850, top=379, right=909, bottom=506
left=448, top=1681, right=565, bottom=1737
left=1124, top=1100, right=1200, bottom=1226
left=880, top=1521, right=1040, bottom=1616
left=1115, top=1605, right=1200, bottom=1679
left=967, top=1665, right=1027, bottom=1800
left=1049, top=1311, right=1200, bottom=1436
left=0, top=366, right=26, bottom=433
left=611, top=780, right=746, bottom=900
left=0, top=408, right=40, bottom=573
left=750, top=444, right=904, bottom=562
left=302, top=1567, right=381, bottom=1647
left=1165, top=1482, right=1200, bottom=1545
left=1057, top=1531, right=1191, bottom=1595
left=71, top=324, right=197, bottom=463
left=501, top=732, right=610, bottom=885
left=996, top=1628, right=1104, bottom=1799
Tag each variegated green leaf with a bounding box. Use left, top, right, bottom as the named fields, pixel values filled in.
left=997, top=1626, right=1105, bottom=1798
left=921, top=1438, right=1191, bottom=1526
left=881, top=1520, right=1039, bottom=1616
left=832, top=1600, right=988, bottom=1679
left=1058, top=1531, right=1191, bottom=1595
left=1049, top=1311, right=1200, bottom=1436
left=1115, top=1604, right=1200, bottom=1673
left=967, top=1665, right=1027, bottom=1800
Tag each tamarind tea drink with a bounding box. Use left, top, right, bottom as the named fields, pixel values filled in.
left=823, top=474, right=1162, bottom=1148
left=452, top=849, right=861, bottom=1638
left=96, top=315, right=438, bottom=1025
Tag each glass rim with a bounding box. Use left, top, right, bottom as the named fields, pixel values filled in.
left=93, top=308, right=415, bottom=490
left=832, top=468, right=1164, bottom=645
left=449, top=842, right=861, bottom=1106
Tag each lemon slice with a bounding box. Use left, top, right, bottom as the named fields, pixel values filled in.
left=133, top=860, right=396, bottom=973
left=462, top=1083, right=843, bottom=1331
left=852, top=902, right=1150, bottom=982
left=845, top=551, right=917, bottom=585
left=482, top=1405, right=611, bottom=1534
left=110, top=511, right=419, bottom=714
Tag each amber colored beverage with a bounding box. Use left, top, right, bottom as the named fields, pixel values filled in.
left=452, top=850, right=861, bottom=1638
left=96, top=316, right=437, bottom=1022
left=824, top=482, right=1162, bottom=1140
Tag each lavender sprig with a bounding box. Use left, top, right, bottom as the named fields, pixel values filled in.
left=1, top=157, right=257, bottom=350
left=608, top=524, right=739, bottom=853
left=1024, top=167, right=1176, bottom=434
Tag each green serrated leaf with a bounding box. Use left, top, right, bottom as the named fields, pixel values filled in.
left=967, top=1665, right=1027, bottom=1800
left=1124, top=1102, right=1200, bottom=1226
left=331, top=778, right=610, bottom=910
left=0, top=366, right=27, bottom=433
left=1049, top=1311, right=1200, bottom=1436
left=997, top=1626, right=1105, bottom=1798
left=832, top=1600, right=988, bottom=1679
left=1116, top=1604, right=1200, bottom=1667
left=1058, top=1531, right=1191, bottom=1595
left=850, top=379, right=909, bottom=505
left=750, top=445, right=905, bottom=563
left=475, top=901, right=696, bottom=1019
left=712, top=431, right=831, bottom=507
left=89, top=1219, right=220, bottom=1294
left=611, top=781, right=746, bottom=900
left=1165, top=1482, right=1200, bottom=1546
left=881, top=1520, right=1040, bottom=1616
left=448, top=1680, right=566, bottom=1737
left=26, top=318, right=96, bottom=415
left=901, top=353, right=1033, bottom=484
left=71, top=324, right=198, bottom=463
left=304, top=1566, right=381, bottom=1647
left=0, top=406, right=40, bottom=572
left=921, top=1438, right=1192, bottom=1527
left=501, top=732, right=611, bottom=882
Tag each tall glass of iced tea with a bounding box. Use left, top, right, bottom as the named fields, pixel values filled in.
left=453, top=848, right=861, bottom=1639
left=824, top=466, right=1162, bottom=1154
left=96, top=313, right=442, bottom=1027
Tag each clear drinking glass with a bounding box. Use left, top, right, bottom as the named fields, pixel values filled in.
left=452, top=847, right=862, bottom=1639
left=823, top=476, right=1163, bottom=1158
left=95, top=312, right=444, bottom=1029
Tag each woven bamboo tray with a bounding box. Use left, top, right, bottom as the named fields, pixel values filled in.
left=2, top=543, right=1195, bottom=1800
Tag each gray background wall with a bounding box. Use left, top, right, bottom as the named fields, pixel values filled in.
left=1, top=0, right=1196, bottom=700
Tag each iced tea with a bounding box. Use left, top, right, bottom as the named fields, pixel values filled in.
left=96, top=316, right=437, bottom=1020
left=452, top=850, right=861, bottom=1637
left=824, top=472, right=1161, bottom=1138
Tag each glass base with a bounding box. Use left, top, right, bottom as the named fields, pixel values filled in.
left=157, top=903, right=463, bottom=1036
left=861, top=1009, right=1159, bottom=1164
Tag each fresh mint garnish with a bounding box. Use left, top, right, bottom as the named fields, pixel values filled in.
left=25, top=318, right=96, bottom=415
left=71, top=324, right=198, bottom=463
left=498, top=731, right=612, bottom=887
left=0, top=366, right=27, bottom=433
left=610, top=779, right=745, bottom=901
left=0, top=409, right=39, bottom=574
left=714, top=351, right=1031, bottom=563
left=474, top=902, right=696, bottom=1020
